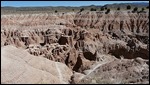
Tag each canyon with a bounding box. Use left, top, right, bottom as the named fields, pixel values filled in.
left=1, top=10, right=149, bottom=84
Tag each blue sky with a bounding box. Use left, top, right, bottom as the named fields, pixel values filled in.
left=1, top=1, right=149, bottom=7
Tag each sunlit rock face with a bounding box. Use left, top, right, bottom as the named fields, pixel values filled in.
left=1, top=45, right=73, bottom=84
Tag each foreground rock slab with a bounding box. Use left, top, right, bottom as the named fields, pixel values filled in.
left=1, top=45, right=73, bottom=84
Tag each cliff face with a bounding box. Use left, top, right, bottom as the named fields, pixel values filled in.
left=1, top=11, right=149, bottom=84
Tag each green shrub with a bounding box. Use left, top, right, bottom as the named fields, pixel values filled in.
left=127, top=5, right=131, bottom=10
left=101, top=7, right=104, bottom=11
left=105, top=9, right=110, bottom=14
left=132, top=7, right=138, bottom=13
left=90, top=8, right=96, bottom=11
left=117, top=7, right=120, bottom=10
left=141, top=8, right=145, bottom=11
left=55, top=10, right=57, bottom=13
left=133, top=7, right=138, bottom=11
left=80, top=8, right=84, bottom=12
left=146, top=6, right=149, bottom=9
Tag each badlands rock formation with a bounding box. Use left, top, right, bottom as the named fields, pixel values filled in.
left=1, top=11, right=149, bottom=84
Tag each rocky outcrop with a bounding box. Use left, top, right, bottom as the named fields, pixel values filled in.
left=78, top=58, right=149, bottom=84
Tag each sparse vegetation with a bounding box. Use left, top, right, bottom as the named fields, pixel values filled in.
left=117, top=7, right=120, bottom=10
left=80, top=8, right=84, bottom=12
left=55, top=10, right=57, bottom=13
left=141, top=8, right=145, bottom=11
left=100, top=7, right=105, bottom=11
left=105, top=9, right=110, bottom=14
left=146, top=6, right=149, bottom=9
left=90, top=8, right=96, bottom=11
left=1, top=2, right=149, bottom=15
left=134, top=7, right=138, bottom=11
left=138, top=7, right=146, bottom=13
left=127, top=5, right=131, bottom=10
left=132, top=7, right=138, bottom=13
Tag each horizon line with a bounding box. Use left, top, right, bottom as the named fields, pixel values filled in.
left=1, top=1, right=149, bottom=7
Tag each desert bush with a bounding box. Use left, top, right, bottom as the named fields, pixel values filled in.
left=80, top=8, right=84, bottom=12
left=105, top=9, right=110, bottom=14
left=90, top=8, right=96, bottom=11
left=133, top=7, right=138, bottom=11
left=146, top=6, right=149, bottom=9
left=117, top=7, right=120, bottom=10
left=101, top=7, right=104, bottom=11
left=127, top=5, right=131, bottom=10
left=137, top=8, right=146, bottom=13
left=55, top=10, right=57, bottom=13
left=132, top=7, right=138, bottom=13
left=141, top=8, right=145, bottom=11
